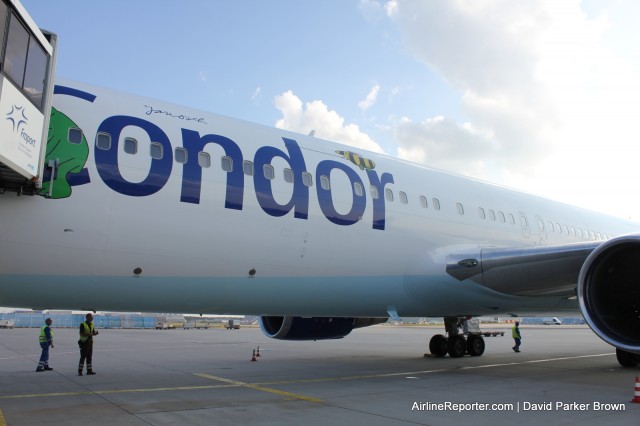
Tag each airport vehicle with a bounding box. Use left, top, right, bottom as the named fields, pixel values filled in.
left=542, top=317, right=562, bottom=325
left=0, top=319, right=14, bottom=329
left=1, top=2, right=640, bottom=368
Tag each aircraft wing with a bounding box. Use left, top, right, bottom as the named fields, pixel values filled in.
left=446, top=241, right=599, bottom=297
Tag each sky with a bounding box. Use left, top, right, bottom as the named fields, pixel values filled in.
left=21, top=0, right=640, bottom=220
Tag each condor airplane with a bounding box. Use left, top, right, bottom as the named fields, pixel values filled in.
left=1, top=79, right=640, bottom=367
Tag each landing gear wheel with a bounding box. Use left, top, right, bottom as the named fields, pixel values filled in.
left=616, top=348, right=639, bottom=367
left=429, top=334, right=448, bottom=357
left=466, top=334, right=485, bottom=356
left=447, top=334, right=466, bottom=358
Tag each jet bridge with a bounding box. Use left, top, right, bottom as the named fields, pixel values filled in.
left=0, top=0, right=56, bottom=195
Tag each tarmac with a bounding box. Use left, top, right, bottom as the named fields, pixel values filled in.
left=0, top=324, right=638, bottom=425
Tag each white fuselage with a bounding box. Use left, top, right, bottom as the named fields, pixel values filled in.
left=0, top=80, right=636, bottom=317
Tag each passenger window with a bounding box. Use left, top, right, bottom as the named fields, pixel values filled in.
left=96, top=132, right=111, bottom=150
left=399, top=191, right=408, bottom=205
left=385, top=188, right=394, bottom=202
left=489, top=210, right=496, bottom=221
left=433, top=198, right=440, bottom=211
left=283, top=168, right=294, bottom=183
left=68, top=128, right=83, bottom=145
left=243, top=160, right=254, bottom=176
left=198, top=152, right=211, bottom=168
left=220, top=156, right=233, bottom=172
left=420, top=196, right=428, bottom=208
left=570, top=226, right=575, bottom=236
left=548, top=222, right=554, bottom=232
left=124, top=138, right=137, bottom=155
left=508, top=213, right=515, bottom=224
left=354, top=182, right=364, bottom=197
left=498, top=211, right=505, bottom=223
left=150, top=142, right=163, bottom=159
left=563, top=225, right=569, bottom=235
left=556, top=223, right=561, bottom=233
left=320, top=175, right=330, bottom=190
left=263, top=164, right=275, bottom=180
left=370, top=185, right=379, bottom=200
left=174, top=147, right=187, bottom=164
left=302, top=172, right=313, bottom=187
left=478, top=207, right=486, bottom=219
left=456, top=203, right=464, bottom=215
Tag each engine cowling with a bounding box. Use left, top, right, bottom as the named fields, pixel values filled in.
left=259, top=316, right=387, bottom=341
left=578, top=235, right=640, bottom=353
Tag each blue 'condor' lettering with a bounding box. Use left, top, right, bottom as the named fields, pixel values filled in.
left=254, top=138, right=309, bottom=219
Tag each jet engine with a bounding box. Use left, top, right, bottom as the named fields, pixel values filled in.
left=259, top=316, right=387, bottom=340
left=578, top=235, right=640, bottom=354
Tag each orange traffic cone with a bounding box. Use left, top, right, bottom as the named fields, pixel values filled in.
left=632, top=377, right=640, bottom=403
left=256, top=346, right=261, bottom=357
left=251, top=349, right=257, bottom=362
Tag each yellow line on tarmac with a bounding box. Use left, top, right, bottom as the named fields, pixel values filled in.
left=194, top=373, right=324, bottom=404
left=0, top=384, right=237, bottom=400
left=0, top=407, right=6, bottom=426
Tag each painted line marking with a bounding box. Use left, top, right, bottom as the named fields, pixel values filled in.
left=0, top=407, right=6, bottom=426
left=0, top=384, right=237, bottom=400
left=0, top=352, right=615, bottom=402
left=194, top=373, right=324, bottom=404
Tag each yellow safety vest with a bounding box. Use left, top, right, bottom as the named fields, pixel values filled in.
left=39, top=325, right=53, bottom=343
left=512, top=326, right=520, bottom=339
left=80, top=322, right=95, bottom=342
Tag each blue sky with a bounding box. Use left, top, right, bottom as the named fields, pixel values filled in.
left=21, top=0, right=640, bottom=220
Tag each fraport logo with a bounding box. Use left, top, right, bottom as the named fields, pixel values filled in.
left=6, top=104, right=36, bottom=146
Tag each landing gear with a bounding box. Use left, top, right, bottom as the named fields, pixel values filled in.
left=427, top=316, right=486, bottom=358
left=429, top=334, right=448, bottom=357
left=616, top=348, right=640, bottom=367
left=466, top=334, right=485, bottom=356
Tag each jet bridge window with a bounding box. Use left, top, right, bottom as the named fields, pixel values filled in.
left=150, top=142, right=163, bottom=159
left=198, top=152, right=211, bottom=168
left=174, top=147, right=187, bottom=164
left=221, top=156, right=233, bottom=172
left=243, top=160, right=254, bottom=176
left=3, top=11, right=49, bottom=109
left=419, top=196, right=428, bottom=208
left=96, top=132, right=111, bottom=150
left=385, top=188, right=394, bottom=202
left=399, top=191, right=408, bottom=204
left=456, top=203, right=464, bottom=215
left=124, top=138, right=137, bottom=155
left=432, top=198, right=440, bottom=211
left=68, top=128, right=83, bottom=145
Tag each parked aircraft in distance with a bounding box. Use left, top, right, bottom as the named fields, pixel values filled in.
left=1, top=79, right=640, bottom=367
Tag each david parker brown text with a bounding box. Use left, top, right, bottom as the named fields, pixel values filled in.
left=411, top=401, right=626, bottom=412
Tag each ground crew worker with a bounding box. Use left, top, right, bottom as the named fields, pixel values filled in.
left=36, top=318, right=54, bottom=372
left=512, top=321, right=522, bottom=352
left=78, top=313, right=98, bottom=375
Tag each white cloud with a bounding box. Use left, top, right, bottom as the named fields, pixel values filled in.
left=385, top=0, right=640, bottom=218
left=251, top=86, right=262, bottom=104
left=358, top=84, right=380, bottom=111
left=274, top=90, right=384, bottom=153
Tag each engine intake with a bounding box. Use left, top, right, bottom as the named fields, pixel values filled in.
left=578, top=235, right=640, bottom=353
left=259, top=316, right=387, bottom=341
